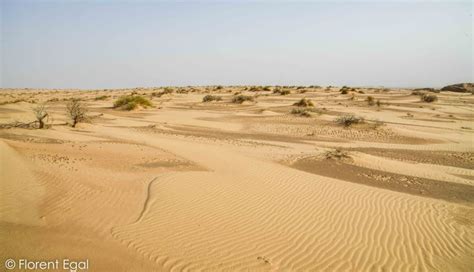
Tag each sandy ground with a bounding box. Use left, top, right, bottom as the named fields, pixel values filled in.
left=0, top=86, right=473, bottom=271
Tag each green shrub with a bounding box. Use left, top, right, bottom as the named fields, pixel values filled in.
left=202, top=95, right=222, bottom=102
left=293, top=98, right=314, bottom=107
left=232, top=95, right=255, bottom=104
left=113, top=95, right=153, bottom=110
left=335, top=114, right=365, bottom=127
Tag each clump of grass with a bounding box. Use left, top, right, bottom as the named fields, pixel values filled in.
left=340, top=86, right=356, bottom=94
left=325, top=149, right=351, bottom=160
left=94, top=95, right=109, bottom=101
left=335, top=114, right=365, bottom=127
left=232, top=95, right=255, bottom=104
left=202, top=95, right=222, bottom=102
left=366, top=96, right=375, bottom=106
left=293, top=98, right=314, bottom=107
left=290, top=108, right=319, bottom=117
left=274, top=89, right=291, bottom=95
left=421, top=94, right=438, bottom=103
left=215, top=85, right=224, bottom=90
left=113, top=95, right=153, bottom=110
left=376, top=99, right=382, bottom=107
left=163, top=87, right=174, bottom=94
left=248, top=86, right=262, bottom=92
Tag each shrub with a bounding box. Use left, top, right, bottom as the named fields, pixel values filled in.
left=290, top=108, right=319, bottom=117
left=202, top=95, right=222, bottom=102
left=32, top=104, right=49, bottom=129
left=366, top=96, right=375, bottom=106
left=232, top=95, right=255, bottom=104
left=113, top=95, right=153, bottom=110
left=162, top=87, right=174, bottom=94
left=66, top=99, right=88, bottom=128
left=325, top=149, right=350, bottom=160
left=215, top=85, right=223, bottom=90
left=335, top=114, right=365, bottom=127
left=340, top=86, right=356, bottom=94
left=249, top=86, right=262, bottom=92
left=279, top=90, right=291, bottom=95
left=421, top=94, right=438, bottom=103
left=94, top=95, right=109, bottom=101
left=293, top=98, right=314, bottom=107
left=376, top=99, right=381, bottom=107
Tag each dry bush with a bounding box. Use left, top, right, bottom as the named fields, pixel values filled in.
left=325, top=149, right=351, bottom=160
left=32, top=104, right=49, bottom=129
left=94, top=95, right=109, bottom=101
left=274, top=89, right=291, bottom=95
left=421, top=94, right=438, bottom=103
left=202, top=95, right=222, bottom=102
left=293, top=98, right=314, bottom=107
left=366, top=96, right=375, bottom=106
left=290, top=108, right=319, bottom=117
left=340, top=86, right=355, bottom=94
left=66, top=99, right=88, bottom=128
left=335, top=114, right=365, bottom=127
left=232, top=95, right=255, bottom=104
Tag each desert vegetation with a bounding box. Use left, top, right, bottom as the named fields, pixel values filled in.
left=113, top=95, right=153, bottom=110
left=290, top=108, right=319, bottom=117
left=66, top=99, right=88, bottom=128
left=293, top=98, right=314, bottom=107
left=421, top=94, right=438, bottom=103
left=232, top=95, right=255, bottom=104
left=335, top=114, right=365, bottom=127
left=366, top=96, right=375, bottom=106
left=202, top=95, right=222, bottom=102
left=32, top=104, right=49, bottom=129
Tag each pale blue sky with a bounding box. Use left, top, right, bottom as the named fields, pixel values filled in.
left=1, top=0, right=472, bottom=89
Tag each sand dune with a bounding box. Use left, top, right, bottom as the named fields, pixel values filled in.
left=1, top=86, right=473, bottom=271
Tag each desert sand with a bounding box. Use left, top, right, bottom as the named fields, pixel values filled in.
left=1, top=86, right=473, bottom=271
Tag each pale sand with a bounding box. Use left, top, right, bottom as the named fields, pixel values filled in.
left=1, top=86, right=473, bottom=271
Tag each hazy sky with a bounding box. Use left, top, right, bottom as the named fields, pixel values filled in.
left=1, top=0, right=472, bottom=89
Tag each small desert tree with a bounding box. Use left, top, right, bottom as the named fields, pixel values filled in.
left=32, top=104, right=49, bottom=129
left=66, top=99, right=88, bottom=128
